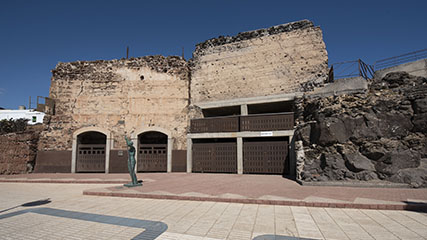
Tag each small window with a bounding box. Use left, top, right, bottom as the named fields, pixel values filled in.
left=32, top=116, right=37, bottom=122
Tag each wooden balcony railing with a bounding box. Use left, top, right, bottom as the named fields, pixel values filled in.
left=190, top=116, right=239, bottom=133
left=189, top=113, right=294, bottom=133
left=240, top=113, right=294, bottom=131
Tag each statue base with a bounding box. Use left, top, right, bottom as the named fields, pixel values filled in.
left=123, top=182, right=142, bottom=187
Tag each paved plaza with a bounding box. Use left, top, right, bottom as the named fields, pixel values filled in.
left=1, top=181, right=427, bottom=240
left=2, top=173, right=427, bottom=211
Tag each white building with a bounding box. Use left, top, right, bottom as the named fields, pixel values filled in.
left=0, top=109, right=45, bottom=125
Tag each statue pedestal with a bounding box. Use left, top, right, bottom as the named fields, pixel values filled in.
left=123, top=182, right=142, bottom=187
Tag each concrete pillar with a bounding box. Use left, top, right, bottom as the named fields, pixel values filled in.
left=186, top=138, right=192, bottom=173
left=71, top=138, right=77, bottom=173
left=105, top=138, right=112, bottom=174
left=237, top=137, right=243, bottom=174
left=289, top=134, right=296, bottom=177
left=240, top=104, right=248, bottom=116
left=167, top=138, right=173, bottom=173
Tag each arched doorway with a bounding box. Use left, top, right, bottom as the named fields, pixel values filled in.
left=76, top=131, right=107, bottom=172
left=137, top=131, right=167, bottom=172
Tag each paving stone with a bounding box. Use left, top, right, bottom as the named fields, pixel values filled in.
left=361, top=209, right=423, bottom=239
left=274, top=205, right=298, bottom=237
left=325, top=208, right=374, bottom=240
left=343, top=208, right=398, bottom=240
left=308, top=207, right=349, bottom=239
left=1, top=182, right=427, bottom=240
left=291, top=206, right=324, bottom=239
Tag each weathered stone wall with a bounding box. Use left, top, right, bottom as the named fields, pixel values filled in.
left=190, top=20, right=328, bottom=103
left=0, top=127, right=41, bottom=174
left=295, top=72, right=427, bottom=187
left=38, top=56, right=190, bottom=151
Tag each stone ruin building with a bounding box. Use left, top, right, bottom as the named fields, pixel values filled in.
left=27, top=19, right=427, bottom=187
left=35, top=19, right=327, bottom=176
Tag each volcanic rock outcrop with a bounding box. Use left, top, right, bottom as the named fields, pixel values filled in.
left=295, top=71, right=427, bottom=187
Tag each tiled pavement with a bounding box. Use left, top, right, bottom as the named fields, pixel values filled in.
left=0, top=180, right=427, bottom=239
left=0, top=173, right=131, bottom=184
left=2, top=173, right=427, bottom=211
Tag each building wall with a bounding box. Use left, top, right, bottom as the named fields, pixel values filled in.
left=0, top=110, right=45, bottom=125
left=35, top=20, right=330, bottom=174
left=190, top=20, right=328, bottom=104
left=38, top=56, right=190, bottom=153
left=0, top=128, right=41, bottom=174
left=374, top=58, right=427, bottom=80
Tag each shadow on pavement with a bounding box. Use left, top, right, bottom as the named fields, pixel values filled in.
left=0, top=207, right=167, bottom=240
left=21, top=198, right=51, bottom=207
left=0, top=198, right=51, bottom=214
left=402, top=201, right=427, bottom=212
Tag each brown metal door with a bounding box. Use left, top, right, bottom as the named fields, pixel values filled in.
left=243, top=141, right=288, bottom=174
left=192, top=142, right=237, bottom=173
left=76, top=144, right=106, bottom=172
left=137, top=144, right=167, bottom=172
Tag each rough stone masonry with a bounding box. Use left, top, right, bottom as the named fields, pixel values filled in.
left=34, top=19, right=329, bottom=174
left=36, top=56, right=190, bottom=172
left=295, top=72, right=427, bottom=187
left=0, top=125, right=42, bottom=174
left=190, top=19, right=328, bottom=103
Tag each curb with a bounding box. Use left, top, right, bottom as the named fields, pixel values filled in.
left=296, top=179, right=411, bottom=188
left=82, top=190, right=427, bottom=212
left=0, top=179, right=127, bottom=184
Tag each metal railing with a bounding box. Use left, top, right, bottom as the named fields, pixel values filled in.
left=328, top=59, right=374, bottom=82
left=190, top=112, right=294, bottom=133
left=373, top=48, right=427, bottom=71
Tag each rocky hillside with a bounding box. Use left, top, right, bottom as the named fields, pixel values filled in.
left=295, top=71, right=427, bottom=187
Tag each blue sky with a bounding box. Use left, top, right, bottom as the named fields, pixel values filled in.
left=1, top=0, right=426, bottom=109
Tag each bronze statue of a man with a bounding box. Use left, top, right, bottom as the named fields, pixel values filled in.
left=124, top=136, right=142, bottom=187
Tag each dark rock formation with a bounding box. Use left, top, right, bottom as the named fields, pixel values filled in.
left=295, top=71, right=427, bottom=187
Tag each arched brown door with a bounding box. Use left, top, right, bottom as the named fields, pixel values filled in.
left=76, top=131, right=106, bottom=172
left=137, top=131, right=167, bottom=172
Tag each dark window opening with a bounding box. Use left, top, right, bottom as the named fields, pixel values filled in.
left=248, top=101, right=294, bottom=115
left=138, top=131, right=167, bottom=144
left=77, top=131, right=107, bottom=144
left=202, top=106, right=241, bottom=117
left=193, top=138, right=237, bottom=144
left=243, top=136, right=288, bottom=143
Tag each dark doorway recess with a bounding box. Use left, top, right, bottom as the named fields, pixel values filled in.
left=137, top=131, right=167, bottom=172
left=76, top=131, right=106, bottom=173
